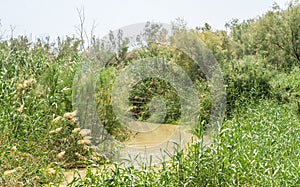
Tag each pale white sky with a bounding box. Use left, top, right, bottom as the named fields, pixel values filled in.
left=0, top=0, right=290, bottom=40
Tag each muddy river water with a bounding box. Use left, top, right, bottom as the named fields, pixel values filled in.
left=61, top=123, right=206, bottom=186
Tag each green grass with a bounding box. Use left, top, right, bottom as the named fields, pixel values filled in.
left=0, top=37, right=105, bottom=186
left=68, top=100, right=300, bottom=186
left=1, top=38, right=299, bottom=186
left=1, top=39, right=300, bottom=186
left=1, top=4, right=300, bottom=185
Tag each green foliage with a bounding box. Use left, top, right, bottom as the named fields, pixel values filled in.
left=227, top=2, right=300, bottom=70
left=270, top=66, right=300, bottom=104
left=1, top=1, right=300, bottom=185
left=69, top=100, right=300, bottom=186
left=223, top=56, right=274, bottom=114
left=95, top=66, right=130, bottom=141
left=95, top=41, right=210, bottom=127
left=129, top=77, right=181, bottom=123
left=196, top=29, right=235, bottom=63
left=0, top=37, right=104, bottom=186
left=194, top=79, right=212, bottom=125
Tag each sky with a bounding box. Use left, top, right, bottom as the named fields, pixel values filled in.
left=0, top=0, right=290, bottom=40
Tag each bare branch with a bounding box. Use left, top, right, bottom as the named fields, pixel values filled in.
left=75, top=7, right=86, bottom=51
left=10, top=25, right=16, bottom=39
left=75, top=7, right=98, bottom=51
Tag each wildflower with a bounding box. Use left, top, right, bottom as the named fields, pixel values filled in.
left=72, top=128, right=80, bottom=134
left=61, top=138, right=67, bottom=143
left=4, top=169, right=16, bottom=176
left=49, top=127, right=62, bottom=134
left=77, top=139, right=85, bottom=145
left=69, top=117, right=78, bottom=124
left=46, top=168, right=56, bottom=175
left=23, top=78, right=35, bottom=88
left=52, top=116, right=62, bottom=124
left=92, top=151, right=100, bottom=157
left=16, top=83, right=24, bottom=91
left=91, top=156, right=100, bottom=162
left=63, top=110, right=77, bottom=119
left=11, top=146, right=17, bottom=151
left=79, top=129, right=91, bottom=137
left=57, top=151, right=66, bottom=159
left=83, top=145, right=90, bottom=150
left=77, top=140, right=85, bottom=145
left=33, top=176, right=40, bottom=180
left=75, top=152, right=86, bottom=160
left=17, top=78, right=35, bottom=92
left=16, top=182, right=24, bottom=186
left=70, top=135, right=75, bottom=142
left=17, top=104, right=24, bottom=113
left=77, top=139, right=91, bottom=145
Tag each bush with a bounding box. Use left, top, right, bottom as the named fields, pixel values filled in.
left=94, top=44, right=212, bottom=130
left=0, top=37, right=103, bottom=186
left=223, top=56, right=274, bottom=114
left=95, top=66, right=130, bottom=141
left=270, top=66, right=300, bottom=104
left=69, top=100, right=300, bottom=186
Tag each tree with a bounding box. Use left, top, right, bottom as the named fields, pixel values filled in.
left=226, top=1, right=300, bottom=70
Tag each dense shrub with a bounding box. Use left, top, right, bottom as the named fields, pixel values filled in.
left=0, top=2, right=299, bottom=185
left=70, top=100, right=300, bottom=186
left=93, top=44, right=211, bottom=129
left=95, top=66, right=130, bottom=141
left=270, top=66, right=300, bottom=104
left=0, top=37, right=103, bottom=186
left=223, top=56, right=274, bottom=114
left=128, top=77, right=181, bottom=123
